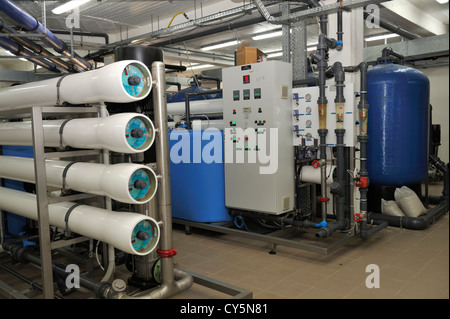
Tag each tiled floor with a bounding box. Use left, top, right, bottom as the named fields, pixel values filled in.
left=0, top=183, right=448, bottom=299
left=171, top=209, right=449, bottom=299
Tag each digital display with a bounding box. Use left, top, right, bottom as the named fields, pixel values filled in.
left=243, top=89, right=250, bottom=100
left=243, top=75, right=250, bottom=84
left=254, top=88, right=261, bottom=99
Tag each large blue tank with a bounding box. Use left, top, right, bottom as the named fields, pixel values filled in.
left=169, top=129, right=230, bottom=222
left=366, top=62, right=430, bottom=186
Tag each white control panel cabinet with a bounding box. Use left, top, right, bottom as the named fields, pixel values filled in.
left=223, top=61, right=295, bottom=215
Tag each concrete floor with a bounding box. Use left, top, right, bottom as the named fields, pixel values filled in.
left=0, top=182, right=448, bottom=300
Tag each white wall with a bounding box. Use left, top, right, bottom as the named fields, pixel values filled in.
left=421, top=65, right=449, bottom=164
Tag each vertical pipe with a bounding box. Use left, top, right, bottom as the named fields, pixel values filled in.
left=356, top=63, right=370, bottom=238
left=317, top=34, right=329, bottom=224
left=152, top=61, right=175, bottom=285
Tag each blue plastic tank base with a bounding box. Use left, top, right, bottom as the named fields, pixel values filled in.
left=169, top=130, right=231, bottom=223
left=1, top=146, right=34, bottom=237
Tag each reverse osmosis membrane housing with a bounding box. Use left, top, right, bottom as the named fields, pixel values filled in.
left=0, top=60, right=152, bottom=109
left=0, top=157, right=158, bottom=204
left=0, top=187, right=160, bottom=255
left=0, top=113, right=155, bottom=154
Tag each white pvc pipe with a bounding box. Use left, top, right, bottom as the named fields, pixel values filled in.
left=0, top=187, right=160, bottom=256
left=0, top=156, right=158, bottom=204
left=167, top=98, right=223, bottom=115
left=0, top=113, right=155, bottom=154
left=0, top=60, right=152, bottom=109
left=300, top=165, right=336, bottom=185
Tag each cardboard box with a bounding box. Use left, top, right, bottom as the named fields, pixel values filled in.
left=235, top=41, right=267, bottom=66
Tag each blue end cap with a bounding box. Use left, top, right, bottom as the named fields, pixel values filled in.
left=336, top=40, right=342, bottom=46
left=315, top=221, right=328, bottom=228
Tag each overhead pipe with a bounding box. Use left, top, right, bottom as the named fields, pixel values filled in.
left=0, top=113, right=155, bottom=154
left=0, top=0, right=92, bottom=71
left=0, top=24, right=73, bottom=73
left=83, top=5, right=310, bottom=61
left=363, top=11, right=421, bottom=40
left=50, top=30, right=109, bottom=45
left=0, top=36, right=60, bottom=73
left=0, top=156, right=158, bottom=204
left=0, top=60, right=152, bottom=109
left=0, top=187, right=160, bottom=256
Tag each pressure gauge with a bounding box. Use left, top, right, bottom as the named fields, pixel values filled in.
left=305, top=93, right=312, bottom=101
left=306, top=120, right=312, bottom=127
left=306, top=107, right=312, bottom=114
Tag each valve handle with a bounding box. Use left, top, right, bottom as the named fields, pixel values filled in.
left=312, top=160, right=320, bottom=169
left=353, top=213, right=363, bottom=223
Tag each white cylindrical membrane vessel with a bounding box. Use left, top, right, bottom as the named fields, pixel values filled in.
left=0, top=187, right=160, bottom=255
left=167, top=99, right=223, bottom=115
left=300, top=165, right=336, bottom=185
left=0, top=60, right=152, bottom=109
left=0, top=113, right=155, bottom=154
left=0, top=156, right=158, bottom=204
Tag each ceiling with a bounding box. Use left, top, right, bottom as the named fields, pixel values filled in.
left=0, top=0, right=449, bottom=78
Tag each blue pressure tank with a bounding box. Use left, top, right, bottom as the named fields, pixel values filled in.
left=366, top=62, right=430, bottom=187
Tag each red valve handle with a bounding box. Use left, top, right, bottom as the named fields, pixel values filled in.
left=353, top=213, right=362, bottom=223
left=312, top=160, right=320, bottom=169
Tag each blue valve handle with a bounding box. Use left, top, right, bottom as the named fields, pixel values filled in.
left=315, top=221, right=328, bottom=228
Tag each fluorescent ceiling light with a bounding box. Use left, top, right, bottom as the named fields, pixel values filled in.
left=189, top=64, right=214, bottom=70
left=436, top=0, right=448, bottom=4
left=252, top=30, right=282, bottom=41
left=267, top=52, right=283, bottom=58
left=201, top=40, right=239, bottom=51
left=364, top=33, right=400, bottom=42
left=52, top=0, right=92, bottom=15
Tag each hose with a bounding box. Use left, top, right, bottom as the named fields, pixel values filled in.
left=167, top=11, right=190, bottom=28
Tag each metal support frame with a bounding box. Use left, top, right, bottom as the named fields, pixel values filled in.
left=276, top=0, right=390, bottom=23
left=185, top=270, right=252, bottom=299
left=174, top=218, right=357, bottom=255
left=103, top=1, right=278, bottom=49
left=291, top=19, right=308, bottom=82
left=281, top=2, right=290, bottom=63
left=0, top=105, right=100, bottom=299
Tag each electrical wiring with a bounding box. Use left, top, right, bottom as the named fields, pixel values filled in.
left=167, top=11, right=190, bottom=28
